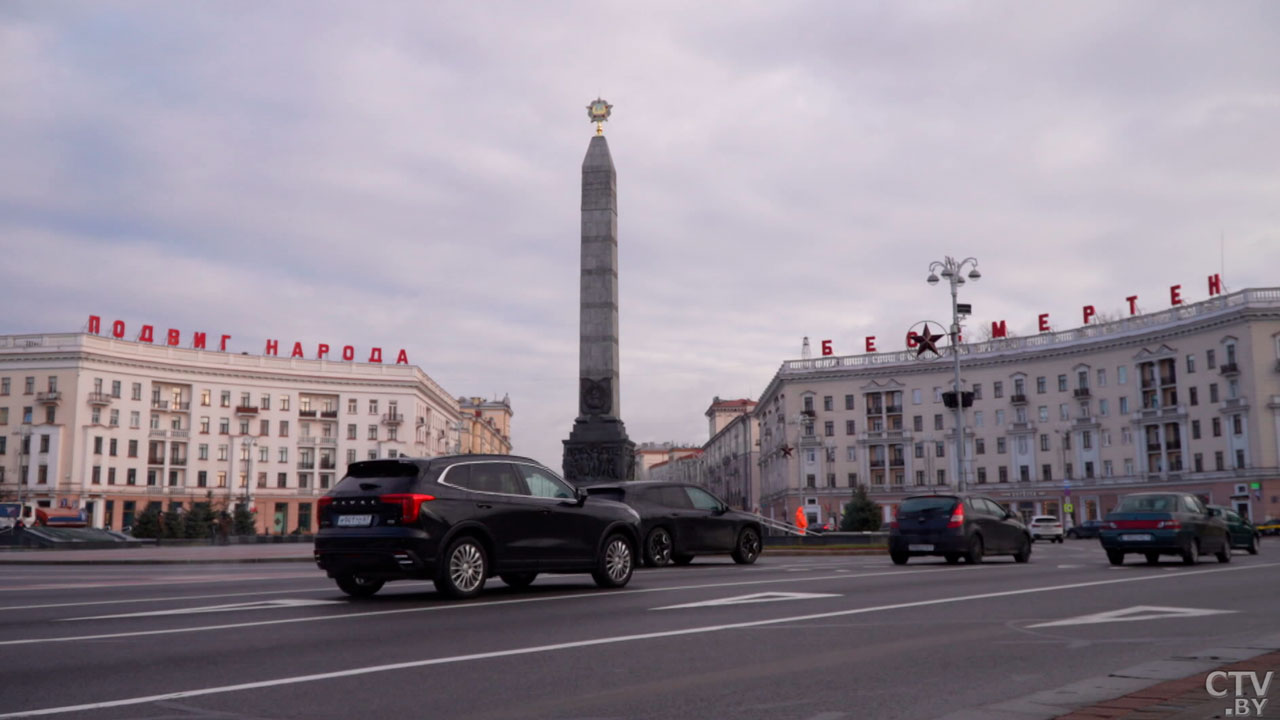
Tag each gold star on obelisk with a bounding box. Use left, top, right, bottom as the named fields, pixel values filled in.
left=587, top=97, right=612, bottom=136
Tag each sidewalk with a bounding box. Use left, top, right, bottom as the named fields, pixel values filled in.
left=0, top=543, right=314, bottom=564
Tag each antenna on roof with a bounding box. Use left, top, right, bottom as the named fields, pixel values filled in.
left=801, top=336, right=812, bottom=360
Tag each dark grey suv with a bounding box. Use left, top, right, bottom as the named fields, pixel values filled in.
left=889, top=493, right=1032, bottom=565
left=314, top=456, right=641, bottom=599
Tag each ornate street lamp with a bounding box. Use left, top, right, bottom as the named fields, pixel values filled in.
left=927, top=256, right=981, bottom=491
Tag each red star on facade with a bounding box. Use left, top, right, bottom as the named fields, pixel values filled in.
left=780, top=445, right=794, bottom=458
left=915, top=323, right=944, bottom=357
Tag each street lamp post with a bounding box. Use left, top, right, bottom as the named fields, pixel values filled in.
left=927, top=256, right=981, bottom=492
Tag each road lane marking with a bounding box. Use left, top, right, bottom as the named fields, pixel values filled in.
left=1027, top=605, right=1236, bottom=628
left=0, top=566, right=985, bottom=647
left=0, top=572, right=321, bottom=593
left=63, top=598, right=343, bottom=621
left=654, top=591, right=840, bottom=610
left=0, top=586, right=335, bottom=612
left=2, top=561, right=1277, bottom=718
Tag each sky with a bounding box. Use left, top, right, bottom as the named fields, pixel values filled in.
left=3, top=1, right=1279, bottom=470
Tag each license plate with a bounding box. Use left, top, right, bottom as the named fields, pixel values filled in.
left=1120, top=533, right=1153, bottom=542
left=908, top=544, right=934, bottom=552
left=336, top=514, right=373, bottom=527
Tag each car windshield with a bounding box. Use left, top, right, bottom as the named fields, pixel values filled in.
left=332, top=461, right=419, bottom=494
left=1031, top=516, right=1058, bottom=523
left=1113, top=495, right=1179, bottom=513
left=899, top=496, right=958, bottom=514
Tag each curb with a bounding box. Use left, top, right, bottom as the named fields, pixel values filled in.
left=0, top=556, right=315, bottom=565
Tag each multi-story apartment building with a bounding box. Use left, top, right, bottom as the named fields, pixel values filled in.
left=0, top=332, right=466, bottom=533
left=755, top=287, right=1280, bottom=528
left=702, top=398, right=759, bottom=512
left=457, top=395, right=513, bottom=455
left=633, top=442, right=701, bottom=482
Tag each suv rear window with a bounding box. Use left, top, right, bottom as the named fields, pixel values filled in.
left=332, top=461, right=419, bottom=494
left=899, top=496, right=958, bottom=514
left=1031, top=516, right=1058, bottom=523
left=1114, top=495, right=1179, bottom=513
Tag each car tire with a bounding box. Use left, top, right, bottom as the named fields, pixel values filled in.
left=944, top=554, right=960, bottom=564
left=499, top=572, right=537, bottom=589
left=1180, top=538, right=1198, bottom=566
left=1013, top=535, right=1031, bottom=563
left=644, top=527, right=673, bottom=568
left=964, top=536, right=984, bottom=565
left=1248, top=535, right=1259, bottom=555
left=731, top=527, right=762, bottom=565
left=592, top=534, right=634, bottom=588
left=434, top=536, right=488, bottom=599
left=1056, top=536, right=1064, bottom=544
left=1216, top=541, right=1232, bottom=564
left=1107, top=549, right=1125, bottom=566
left=890, top=551, right=909, bottom=565
left=1144, top=552, right=1159, bottom=565
left=672, top=553, right=695, bottom=566
left=1067, top=530, right=1078, bottom=540
left=335, top=574, right=384, bottom=598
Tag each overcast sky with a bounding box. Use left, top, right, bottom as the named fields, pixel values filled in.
left=3, top=1, right=1279, bottom=469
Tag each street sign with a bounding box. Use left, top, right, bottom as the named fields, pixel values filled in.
left=956, top=303, right=972, bottom=316
left=1250, top=482, right=1261, bottom=489
left=1064, top=503, right=1074, bottom=513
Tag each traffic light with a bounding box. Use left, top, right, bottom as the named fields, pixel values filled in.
left=941, top=391, right=974, bottom=409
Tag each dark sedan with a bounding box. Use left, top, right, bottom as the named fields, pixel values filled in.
left=1099, top=492, right=1230, bottom=565
left=889, top=493, right=1031, bottom=565
left=315, top=456, right=641, bottom=599
left=1209, top=505, right=1260, bottom=555
left=1066, top=519, right=1104, bottom=539
left=583, top=481, right=763, bottom=566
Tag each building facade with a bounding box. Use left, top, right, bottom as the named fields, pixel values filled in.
left=457, top=395, right=513, bottom=455
left=633, top=442, right=701, bottom=482
left=0, top=332, right=465, bottom=533
left=755, top=288, right=1280, bottom=527
left=702, top=398, right=760, bottom=512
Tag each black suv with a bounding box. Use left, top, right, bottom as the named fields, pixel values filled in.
left=584, top=481, right=763, bottom=567
left=315, top=456, right=641, bottom=599
left=889, top=493, right=1032, bottom=564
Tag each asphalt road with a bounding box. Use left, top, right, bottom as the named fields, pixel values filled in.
left=0, top=540, right=1276, bottom=720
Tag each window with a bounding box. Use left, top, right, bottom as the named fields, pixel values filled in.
left=0, top=378, right=7, bottom=395
left=975, top=438, right=986, bottom=455
left=347, top=423, right=357, bottom=440
left=130, top=383, right=142, bottom=401
left=197, top=444, right=208, bottom=460
left=1119, top=397, right=1129, bottom=414
left=846, top=446, right=857, bottom=462
left=823, top=396, right=833, bottom=412
left=0, top=408, right=6, bottom=425
left=1017, top=436, right=1029, bottom=454
left=1042, top=464, right=1052, bottom=481
left=1190, top=420, right=1201, bottom=439
left=22, top=406, right=32, bottom=423
left=977, top=467, right=987, bottom=484
left=1206, top=349, right=1216, bottom=370
left=368, top=425, right=378, bottom=440
left=910, top=390, right=920, bottom=405
left=279, top=420, right=289, bottom=437
left=935, top=442, right=945, bottom=458
left=109, top=409, right=119, bottom=427
left=1185, top=354, right=1195, bottom=374
left=972, top=384, right=983, bottom=400
left=280, top=395, right=290, bottom=411
left=261, top=394, right=271, bottom=410
left=130, top=411, right=141, bottom=429
left=1082, top=431, right=1092, bottom=450
left=201, top=389, right=211, bottom=406
left=93, top=436, right=103, bottom=455
left=1214, top=451, right=1224, bottom=471
left=1208, top=383, right=1219, bottom=403
left=995, top=410, right=1005, bottom=426
left=803, top=396, right=814, bottom=413
left=1096, top=369, right=1107, bottom=387
left=220, top=391, right=231, bottom=408
left=911, top=415, right=922, bottom=432
left=823, top=421, right=834, bottom=437
left=219, top=418, right=229, bottom=434
left=1059, top=403, right=1069, bottom=421
left=1233, top=414, right=1243, bottom=435
left=1038, top=406, right=1049, bottom=423
left=108, top=438, right=117, bottom=456
left=974, top=411, right=983, bottom=427
left=996, top=437, right=1007, bottom=454
left=217, top=445, right=228, bottom=461
left=1235, top=449, right=1245, bottom=469
left=993, top=382, right=1004, bottom=399
left=1212, top=418, right=1221, bottom=437
left=125, top=439, right=137, bottom=458
left=998, top=466, right=1008, bottom=483
left=348, top=398, right=358, bottom=414
left=1036, top=376, right=1046, bottom=394
left=239, top=420, right=250, bottom=435
left=1058, top=375, right=1068, bottom=392
left=259, top=445, right=269, bottom=462
left=1099, top=399, right=1109, bottom=416
left=260, top=419, right=269, bottom=436
left=368, top=450, right=377, bottom=460
left=369, top=400, right=379, bottom=415
left=1019, top=465, right=1030, bottom=482
left=845, top=420, right=855, bottom=435
left=934, top=414, right=943, bottom=431
left=24, top=377, right=34, bottom=394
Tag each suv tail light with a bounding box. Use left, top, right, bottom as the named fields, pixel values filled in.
left=889, top=519, right=899, bottom=530
left=318, top=496, right=333, bottom=515
left=381, top=493, right=435, bottom=524
left=1157, top=520, right=1181, bottom=530
left=946, top=503, right=964, bottom=529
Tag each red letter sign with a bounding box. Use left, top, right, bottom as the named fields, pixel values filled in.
left=138, top=325, right=154, bottom=343
left=112, top=320, right=126, bottom=339
left=865, top=337, right=876, bottom=353
left=317, top=343, right=330, bottom=359
left=1170, top=284, right=1182, bottom=306
left=166, top=329, right=180, bottom=346
left=821, top=340, right=833, bottom=356
left=1127, top=295, right=1139, bottom=315
left=396, top=349, right=409, bottom=365
left=1038, top=314, right=1050, bottom=332
left=990, top=320, right=1007, bottom=339
left=193, top=332, right=207, bottom=349
left=368, top=348, right=383, bottom=363
left=1208, top=273, right=1222, bottom=296
left=342, top=346, right=355, bottom=361
left=219, top=334, right=231, bottom=352
left=1082, top=305, right=1096, bottom=324
left=290, top=342, right=304, bottom=358
left=88, top=315, right=101, bottom=334
left=265, top=339, right=279, bottom=356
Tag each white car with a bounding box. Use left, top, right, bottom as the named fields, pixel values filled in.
left=1029, top=515, right=1064, bottom=543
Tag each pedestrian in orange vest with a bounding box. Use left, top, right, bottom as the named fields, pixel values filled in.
left=794, top=506, right=808, bottom=536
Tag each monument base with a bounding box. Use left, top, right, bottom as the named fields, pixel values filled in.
left=563, top=418, right=636, bottom=485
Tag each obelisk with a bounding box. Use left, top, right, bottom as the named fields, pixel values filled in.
left=563, top=98, right=636, bottom=484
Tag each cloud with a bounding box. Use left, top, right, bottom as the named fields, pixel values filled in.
left=3, top=0, right=1279, bottom=468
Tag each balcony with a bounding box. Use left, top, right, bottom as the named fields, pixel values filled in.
left=381, top=413, right=404, bottom=425
left=297, top=436, right=317, bottom=445
left=151, top=400, right=171, bottom=410
left=320, top=460, right=336, bottom=470
left=1010, top=393, right=1028, bottom=405
left=885, top=405, right=903, bottom=415
left=298, top=410, right=317, bottom=418
left=174, top=402, right=191, bottom=411
left=1072, top=388, right=1091, bottom=399
left=1008, top=421, right=1036, bottom=433
left=36, top=391, right=61, bottom=404
left=147, top=455, right=166, bottom=465
left=87, top=392, right=113, bottom=406
left=148, top=429, right=167, bottom=438
left=169, top=457, right=187, bottom=467
left=235, top=405, right=259, bottom=416
left=297, top=461, right=316, bottom=470
left=1073, top=415, right=1098, bottom=427
left=318, top=437, right=338, bottom=447
left=869, top=460, right=886, bottom=469
left=320, top=410, right=338, bottom=419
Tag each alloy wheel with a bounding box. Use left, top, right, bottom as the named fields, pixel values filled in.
left=450, top=542, right=485, bottom=593
left=605, top=537, right=632, bottom=582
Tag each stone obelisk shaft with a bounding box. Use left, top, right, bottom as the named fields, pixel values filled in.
left=579, top=135, right=621, bottom=418
left=564, top=134, right=635, bottom=484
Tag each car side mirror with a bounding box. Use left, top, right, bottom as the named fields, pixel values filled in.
left=574, top=488, right=587, bottom=506
left=714, top=505, right=728, bottom=515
